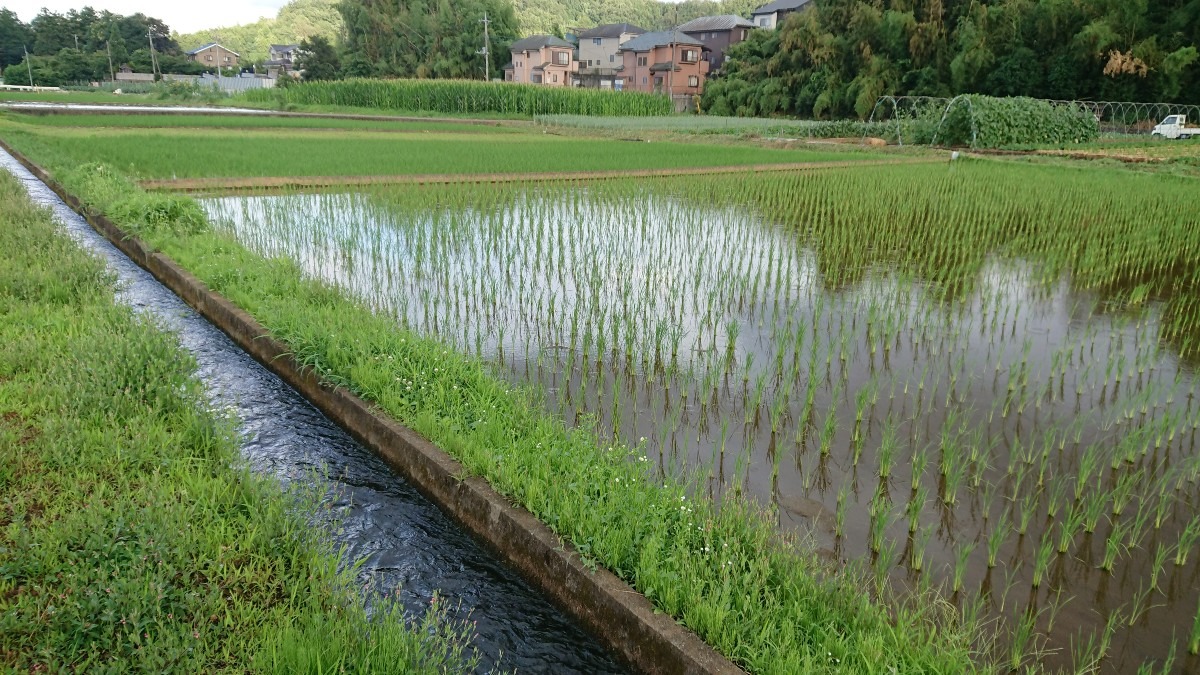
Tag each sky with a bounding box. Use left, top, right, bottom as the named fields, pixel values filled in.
left=4, top=0, right=292, bottom=33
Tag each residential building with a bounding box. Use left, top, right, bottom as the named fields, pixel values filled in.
left=186, top=43, right=240, bottom=70
left=504, top=35, right=578, bottom=85
left=751, top=0, right=814, bottom=30
left=618, top=31, right=709, bottom=96
left=576, top=23, right=646, bottom=88
left=675, top=15, right=755, bottom=73
left=265, top=44, right=299, bottom=77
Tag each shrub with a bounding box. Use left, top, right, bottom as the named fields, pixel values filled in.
left=932, top=95, right=1099, bottom=148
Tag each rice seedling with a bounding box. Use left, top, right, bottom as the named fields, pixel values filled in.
left=18, top=124, right=1200, bottom=674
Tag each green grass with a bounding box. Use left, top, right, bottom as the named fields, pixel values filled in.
left=3, top=111, right=524, bottom=134
left=2, top=130, right=988, bottom=674
left=1, top=90, right=167, bottom=105
left=0, top=119, right=879, bottom=179
left=0, top=168, right=476, bottom=672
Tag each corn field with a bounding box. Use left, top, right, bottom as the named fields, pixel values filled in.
left=242, top=78, right=675, bottom=117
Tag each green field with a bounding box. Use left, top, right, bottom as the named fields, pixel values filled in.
left=3, top=112, right=525, bottom=134
left=0, top=117, right=881, bottom=180
left=0, top=169, right=475, bottom=672
left=6, top=111, right=1198, bottom=673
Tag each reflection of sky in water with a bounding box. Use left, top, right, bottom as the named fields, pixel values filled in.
left=203, top=189, right=1200, bottom=674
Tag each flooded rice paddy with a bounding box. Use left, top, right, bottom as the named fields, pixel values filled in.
left=201, top=165, right=1200, bottom=673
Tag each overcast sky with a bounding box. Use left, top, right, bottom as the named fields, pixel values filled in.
left=4, top=1, right=292, bottom=33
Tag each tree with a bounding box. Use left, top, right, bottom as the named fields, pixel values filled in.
left=297, top=36, right=341, bottom=80
left=0, top=9, right=32, bottom=70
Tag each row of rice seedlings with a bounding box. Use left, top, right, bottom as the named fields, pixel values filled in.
left=201, top=160, right=1200, bottom=670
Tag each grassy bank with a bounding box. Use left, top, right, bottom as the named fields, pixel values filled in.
left=0, top=139, right=986, bottom=672
left=0, top=168, right=475, bottom=671
left=0, top=118, right=877, bottom=180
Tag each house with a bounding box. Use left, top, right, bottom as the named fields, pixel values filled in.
left=576, top=23, right=646, bottom=88
left=751, top=0, right=814, bottom=30
left=265, top=44, right=299, bottom=77
left=618, top=30, right=709, bottom=96
left=504, top=35, right=578, bottom=86
left=186, top=43, right=240, bottom=70
left=675, top=15, right=756, bottom=73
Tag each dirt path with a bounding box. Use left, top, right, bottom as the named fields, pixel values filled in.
left=141, top=157, right=945, bottom=193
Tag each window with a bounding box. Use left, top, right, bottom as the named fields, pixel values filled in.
left=206, top=55, right=213, bottom=61
left=642, top=76, right=647, bottom=84
left=555, top=51, right=569, bottom=65
left=681, top=49, right=698, bottom=63
left=593, top=38, right=602, bottom=46
left=759, top=17, right=769, bottom=26
left=637, top=56, right=647, bottom=67
left=223, top=56, right=230, bottom=62
left=609, top=54, right=615, bottom=63
left=688, top=75, right=699, bottom=87
left=553, top=74, right=558, bottom=82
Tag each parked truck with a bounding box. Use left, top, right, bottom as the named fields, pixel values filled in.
left=1151, top=114, right=1199, bottom=139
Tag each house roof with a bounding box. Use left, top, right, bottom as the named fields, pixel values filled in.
left=752, top=0, right=813, bottom=15
left=502, top=62, right=514, bottom=70
left=269, top=44, right=299, bottom=51
left=186, top=43, right=240, bottom=57
left=618, top=30, right=704, bottom=53
left=675, top=15, right=755, bottom=33
left=577, top=23, right=648, bottom=39
left=648, top=62, right=678, bottom=73
left=509, top=35, right=573, bottom=52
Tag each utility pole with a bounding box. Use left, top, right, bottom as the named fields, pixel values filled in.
left=147, top=27, right=159, bottom=80
left=74, top=34, right=79, bottom=50
left=24, top=45, right=34, bottom=87
left=106, top=40, right=115, bottom=82
left=479, top=13, right=491, bottom=81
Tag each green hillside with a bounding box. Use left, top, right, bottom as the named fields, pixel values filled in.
left=175, top=0, right=342, bottom=63
left=177, top=0, right=761, bottom=62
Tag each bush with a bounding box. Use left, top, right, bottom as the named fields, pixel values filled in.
left=932, top=95, right=1099, bottom=148
left=240, top=78, right=674, bottom=117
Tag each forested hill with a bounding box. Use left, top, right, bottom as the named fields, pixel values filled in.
left=512, top=0, right=760, bottom=35
left=174, top=0, right=342, bottom=63
left=704, top=0, right=1200, bottom=119
left=177, top=0, right=762, bottom=62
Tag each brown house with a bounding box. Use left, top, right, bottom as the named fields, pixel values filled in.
left=504, top=35, right=578, bottom=86
left=186, top=43, right=240, bottom=70
left=675, top=15, right=756, bottom=73
left=618, top=31, right=710, bottom=96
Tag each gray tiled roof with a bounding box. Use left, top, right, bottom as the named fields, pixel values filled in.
left=675, top=15, right=755, bottom=32
left=752, top=0, right=813, bottom=15
left=509, top=35, right=573, bottom=52
left=618, top=30, right=704, bottom=52
left=577, top=23, right=647, bottom=39
left=186, top=43, right=240, bottom=57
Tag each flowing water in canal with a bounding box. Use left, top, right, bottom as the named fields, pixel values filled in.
left=0, top=151, right=625, bottom=674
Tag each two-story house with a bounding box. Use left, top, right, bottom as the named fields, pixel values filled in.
left=675, top=15, right=755, bottom=74
left=576, top=23, right=646, bottom=88
left=503, top=35, right=578, bottom=86
left=750, top=0, right=814, bottom=30
left=618, top=31, right=709, bottom=96
left=186, top=43, right=240, bottom=70
left=265, top=44, right=299, bottom=77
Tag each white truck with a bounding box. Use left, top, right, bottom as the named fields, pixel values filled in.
left=1151, top=114, right=1199, bottom=139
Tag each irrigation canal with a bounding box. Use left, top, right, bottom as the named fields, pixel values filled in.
left=0, top=149, right=625, bottom=673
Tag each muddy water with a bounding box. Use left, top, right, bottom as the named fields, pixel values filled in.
left=0, top=153, right=624, bottom=674
left=203, top=187, right=1200, bottom=673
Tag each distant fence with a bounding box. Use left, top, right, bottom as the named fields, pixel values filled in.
left=869, top=95, right=1200, bottom=137
left=114, top=72, right=275, bottom=93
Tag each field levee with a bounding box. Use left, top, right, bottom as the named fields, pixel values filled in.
left=0, top=139, right=744, bottom=675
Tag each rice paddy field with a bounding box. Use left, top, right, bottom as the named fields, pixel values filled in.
left=197, top=160, right=1200, bottom=673
left=0, top=116, right=878, bottom=180
left=5, top=109, right=1200, bottom=672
